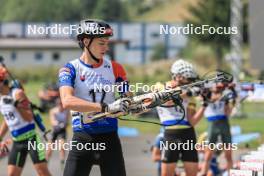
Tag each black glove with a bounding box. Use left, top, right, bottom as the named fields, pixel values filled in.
left=200, top=89, right=211, bottom=107
left=186, top=86, right=201, bottom=97
left=201, top=100, right=208, bottom=107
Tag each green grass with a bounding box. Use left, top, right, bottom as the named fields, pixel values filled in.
left=23, top=80, right=46, bottom=104
left=196, top=116, right=264, bottom=134
left=230, top=117, right=264, bottom=134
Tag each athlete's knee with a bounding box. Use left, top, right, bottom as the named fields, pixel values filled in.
left=224, top=149, right=232, bottom=159
left=225, top=154, right=232, bottom=162
left=225, top=154, right=233, bottom=170
left=8, top=172, right=19, bottom=176
left=7, top=166, right=22, bottom=176
left=204, top=157, right=211, bottom=163
left=185, top=170, right=197, bottom=176
left=161, top=164, right=175, bottom=176
left=35, top=163, right=52, bottom=176
left=204, top=150, right=214, bottom=162
left=36, top=169, right=51, bottom=176
left=8, top=171, right=19, bottom=176
left=161, top=172, right=173, bottom=176
left=184, top=162, right=198, bottom=176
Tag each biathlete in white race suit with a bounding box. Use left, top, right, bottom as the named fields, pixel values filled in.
left=200, top=82, right=235, bottom=176
left=46, top=98, right=69, bottom=168
left=59, top=19, right=131, bottom=176
left=0, top=67, right=51, bottom=176
left=156, top=59, right=207, bottom=176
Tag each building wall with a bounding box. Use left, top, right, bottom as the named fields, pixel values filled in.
left=0, top=49, right=81, bottom=68
left=0, top=22, right=187, bottom=65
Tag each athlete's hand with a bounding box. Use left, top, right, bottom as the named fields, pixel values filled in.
left=186, top=86, right=201, bottom=97
left=102, top=98, right=131, bottom=113
left=200, top=94, right=210, bottom=107
left=200, top=88, right=211, bottom=106
left=147, top=92, right=170, bottom=108
left=0, top=142, right=9, bottom=157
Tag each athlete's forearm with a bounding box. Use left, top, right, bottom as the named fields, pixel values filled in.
left=14, top=89, right=34, bottom=121
left=0, top=121, right=8, bottom=140
left=189, top=107, right=206, bottom=126
left=62, top=95, right=102, bottom=113
left=152, top=154, right=161, bottom=162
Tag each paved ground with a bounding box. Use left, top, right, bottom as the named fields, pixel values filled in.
left=0, top=134, right=250, bottom=176
left=0, top=134, right=157, bottom=176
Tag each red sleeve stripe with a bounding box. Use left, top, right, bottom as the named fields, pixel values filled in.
left=111, top=61, right=127, bottom=82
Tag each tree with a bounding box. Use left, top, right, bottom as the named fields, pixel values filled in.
left=92, top=0, right=129, bottom=21
left=186, top=0, right=231, bottom=68
left=0, top=0, right=129, bottom=22
left=0, top=0, right=84, bottom=21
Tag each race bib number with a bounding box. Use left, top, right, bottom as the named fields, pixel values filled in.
left=4, top=112, right=15, bottom=121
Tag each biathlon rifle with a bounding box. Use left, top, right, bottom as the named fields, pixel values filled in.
left=81, top=70, right=233, bottom=124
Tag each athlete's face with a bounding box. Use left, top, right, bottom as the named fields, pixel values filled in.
left=84, top=37, right=110, bottom=59
left=0, top=80, right=9, bottom=94
left=173, top=75, right=192, bottom=86
left=211, top=85, right=223, bottom=94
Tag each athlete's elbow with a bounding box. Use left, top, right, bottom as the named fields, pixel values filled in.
left=152, top=156, right=160, bottom=162
left=61, top=97, right=73, bottom=109
left=62, top=101, right=70, bottom=109
left=151, top=152, right=161, bottom=162
left=190, top=121, right=196, bottom=127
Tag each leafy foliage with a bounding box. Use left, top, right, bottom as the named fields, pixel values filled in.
left=186, top=0, right=232, bottom=68
left=0, top=0, right=128, bottom=22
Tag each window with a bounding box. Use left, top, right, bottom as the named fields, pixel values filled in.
left=52, top=52, right=60, bottom=61
left=11, top=51, right=17, bottom=61
left=151, top=32, right=159, bottom=37
left=35, top=52, right=43, bottom=61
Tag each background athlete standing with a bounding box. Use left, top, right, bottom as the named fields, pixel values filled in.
left=157, top=59, right=207, bottom=176
left=0, top=67, right=51, bottom=176
left=46, top=98, right=69, bottom=169
left=200, top=82, right=234, bottom=176
left=59, top=19, right=131, bottom=176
